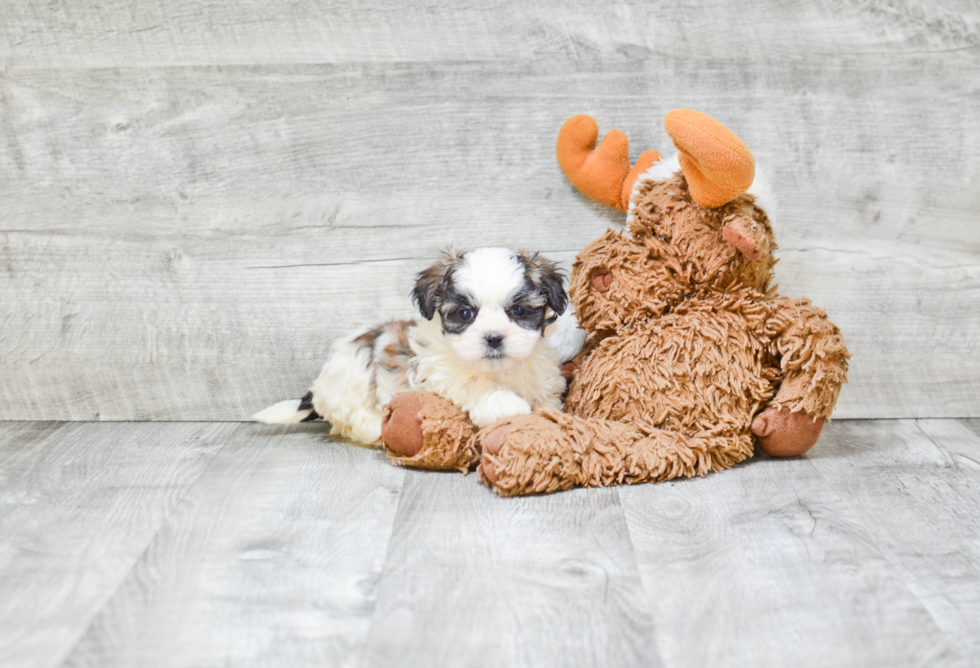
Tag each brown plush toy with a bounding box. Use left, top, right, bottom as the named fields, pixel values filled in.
left=382, top=109, right=850, bottom=496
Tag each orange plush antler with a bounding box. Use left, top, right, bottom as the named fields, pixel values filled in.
left=664, top=109, right=755, bottom=208
left=556, top=115, right=660, bottom=212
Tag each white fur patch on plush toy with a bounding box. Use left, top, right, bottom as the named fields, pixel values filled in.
left=627, top=153, right=777, bottom=226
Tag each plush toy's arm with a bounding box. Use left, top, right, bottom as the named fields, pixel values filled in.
left=381, top=391, right=480, bottom=473
left=764, top=297, right=850, bottom=420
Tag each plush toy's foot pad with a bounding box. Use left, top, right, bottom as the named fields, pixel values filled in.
left=751, top=406, right=825, bottom=457
left=382, top=391, right=479, bottom=472
left=664, top=109, right=755, bottom=208
left=479, top=424, right=511, bottom=487
left=381, top=392, right=425, bottom=456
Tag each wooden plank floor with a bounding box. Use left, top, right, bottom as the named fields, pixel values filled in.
left=2, top=420, right=979, bottom=667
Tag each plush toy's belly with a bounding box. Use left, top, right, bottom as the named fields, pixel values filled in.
left=565, top=303, right=780, bottom=434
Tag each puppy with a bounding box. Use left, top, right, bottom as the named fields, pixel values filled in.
left=253, top=247, right=586, bottom=444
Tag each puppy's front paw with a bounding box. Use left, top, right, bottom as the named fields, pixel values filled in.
left=469, top=390, right=531, bottom=428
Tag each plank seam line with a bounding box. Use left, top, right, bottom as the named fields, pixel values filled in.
left=804, top=422, right=967, bottom=654
left=49, top=421, right=239, bottom=668
left=914, top=419, right=980, bottom=468
left=605, top=487, right=668, bottom=667
left=355, top=468, right=447, bottom=667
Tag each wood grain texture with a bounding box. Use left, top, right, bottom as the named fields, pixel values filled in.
left=0, top=420, right=66, bottom=466
left=60, top=423, right=405, bottom=668
left=963, top=419, right=980, bottom=441
left=808, top=419, right=980, bottom=663
left=2, top=0, right=977, bottom=68
left=361, top=471, right=657, bottom=668
left=619, top=428, right=964, bottom=668
left=0, top=421, right=235, bottom=668
left=1, top=54, right=978, bottom=420
left=3, top=419, right=980, bottom=666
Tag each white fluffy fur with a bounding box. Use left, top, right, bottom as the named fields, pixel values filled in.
left=253, top=248, right=586, bottom=443
left=308, top=327, right=389, bottom=444
left=638, top=152, right=682, bottom=188
left=745, top=165, right=777, bottom=222
left=251, top=399, right=312, bottom=424
left=254, top=324, right=421, bottom=443
left=546, top=309, right=587, bottom=364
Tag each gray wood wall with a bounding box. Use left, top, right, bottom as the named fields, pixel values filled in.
left=1, top=1, right=978, bottom=421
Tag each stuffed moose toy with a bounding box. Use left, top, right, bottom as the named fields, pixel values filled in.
left=381, top=109, right=850, bottom=496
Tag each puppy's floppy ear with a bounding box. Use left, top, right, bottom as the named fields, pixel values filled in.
left=519, top=251, right=568, bottom=317
left=412, top=249, right=463, bottom=320
left=412, top=265, right=440, bottom=320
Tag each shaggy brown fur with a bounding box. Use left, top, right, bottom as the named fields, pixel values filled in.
left=382, top=113, right=850, bottom=497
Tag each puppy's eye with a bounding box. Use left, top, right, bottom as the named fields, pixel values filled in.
left=458, top=308, right=474, bottom=322
left=511, top=306, right=526, bottom=317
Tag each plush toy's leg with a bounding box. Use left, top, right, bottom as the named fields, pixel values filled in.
left=764, top=297, right=851, bottom=421
left=750, top=297, right=850, bottom=457
left=478, top=411, right=753, bottom=497
left=664, top=109, right=755, bottom=208
left=381, top=391, right=479, bottom=473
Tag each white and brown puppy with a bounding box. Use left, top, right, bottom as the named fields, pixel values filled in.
left=253, top=247, right=585, bottom=445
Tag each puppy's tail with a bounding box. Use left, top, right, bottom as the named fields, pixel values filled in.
left=252, top=391, right=321, bottom=424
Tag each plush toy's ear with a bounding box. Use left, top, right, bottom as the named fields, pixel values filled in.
left=664, top=109, right=755, bottom=208
left=412, top=250, right=462, bottom=320
left=556, top=115, right=660, bottom=212
left=518, top=251, right=568, bottom=321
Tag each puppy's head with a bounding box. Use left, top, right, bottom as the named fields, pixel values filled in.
left=412, top=247, right=568, bottom=372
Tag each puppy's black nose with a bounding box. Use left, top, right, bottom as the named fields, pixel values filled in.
left=485, top=333, right=504, bottom=349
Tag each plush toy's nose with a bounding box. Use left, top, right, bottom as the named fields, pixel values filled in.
left=591, top=269, right=614, bottom=293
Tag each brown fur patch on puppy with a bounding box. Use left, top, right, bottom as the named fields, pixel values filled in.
left=412, top=249, right=466, bottom=320
left=517, top=250, right=569, bottom=327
